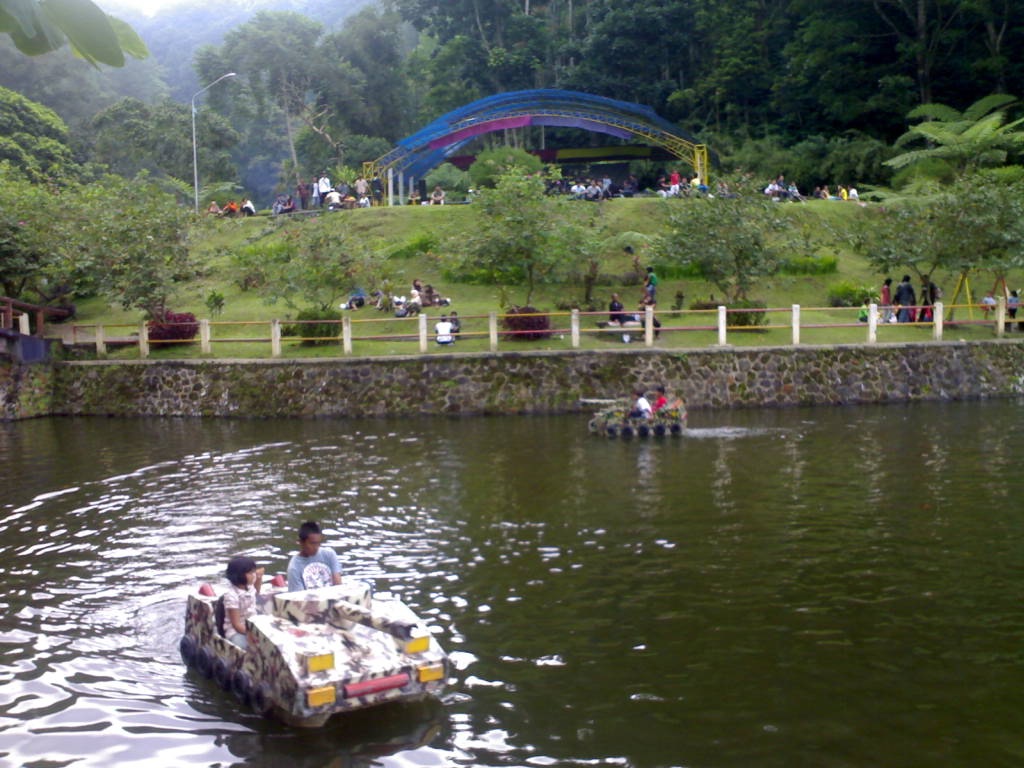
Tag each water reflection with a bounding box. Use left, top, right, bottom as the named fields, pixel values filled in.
left=0, top=402, right=1022, bottom=767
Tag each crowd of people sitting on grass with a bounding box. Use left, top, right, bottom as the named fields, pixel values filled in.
left=206, top=199, right=257, bottom=217
left=762, top=174, right=862, bottom=203
left=545, top=170, right=711, bottom=200
left=341, top=278, right=454, bottom=318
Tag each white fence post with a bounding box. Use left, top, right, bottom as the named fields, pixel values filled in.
left=717, top=305, right=727, bottom=346
left=996, top=296, right=1006, bottom=337
left=342, top=315, right=352, bottom=354
left=791, top=304, right=800, bottom=345
left=18, top=313, right=30, bottom=335
left=933, top=301, right=944, bottom=340
left=489, top=312, right=498, bottom=352
left=387, top=167, right=394, bottom=207
left=419, top=313, right=428, bottom=353
left=95, top=324, right=106, bottom=357
left=200, top=319, right=211, bottom=355
left=644, top=305, right=654, bottom=347
left=271, top=319, right=281, bottom=358
left=868, top=303, right=878, bottom=343
left=571, top=309, right=580, bottom=348
left=138, top=321, right=149, bottom=359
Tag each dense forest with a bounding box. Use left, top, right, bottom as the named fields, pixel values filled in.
left=3, top=0, right=1024, bottom=202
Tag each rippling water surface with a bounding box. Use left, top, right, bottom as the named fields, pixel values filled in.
left=1, top=401, right=1023, bottom=767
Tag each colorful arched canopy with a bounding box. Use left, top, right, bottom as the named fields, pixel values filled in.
left=365, top=89, right=710, bottom=184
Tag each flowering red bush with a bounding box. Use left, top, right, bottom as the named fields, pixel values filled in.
left=502, top=306, right=552, bottom=341
left=147, top=311, right=199, bottom=343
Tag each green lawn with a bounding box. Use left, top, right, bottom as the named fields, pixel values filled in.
left=63, top=199, right=1015, bottom=360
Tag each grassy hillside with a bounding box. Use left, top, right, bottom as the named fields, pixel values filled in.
left=69, top=199, right=1017, bottom=359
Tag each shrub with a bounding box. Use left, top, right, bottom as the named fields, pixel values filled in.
left=502, top=306, right=552, bottom=340
left=688, top=299, right=767, bottom=327
left=282, top=307, right=342, bottom=346
left=656, top=263, right=704, bottom=279
left=205, top=289, right=225, bottom=317
left=391, top=232, right=439, bottom=260
left=780, top=255, right=838, bottom=275
left=467, top=147, right=542, bottom=188
left=425, top=162, right=472, bottom=197
left=147, top=311, right=199, bottom=343
left=827, top=281, right=877, bottom=307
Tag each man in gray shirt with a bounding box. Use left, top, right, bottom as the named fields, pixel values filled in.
left=287, top=520, right=342, bottom=592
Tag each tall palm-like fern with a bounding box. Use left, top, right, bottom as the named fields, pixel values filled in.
left=885, top=94, right=1024, bottom=175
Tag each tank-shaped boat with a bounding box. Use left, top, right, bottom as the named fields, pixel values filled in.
left=179, top=579, right=449, bottom=727
left=588, top=401, right=687, bottom=438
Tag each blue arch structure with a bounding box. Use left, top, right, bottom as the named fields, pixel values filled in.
left=364, top=89, right=711, bottom=200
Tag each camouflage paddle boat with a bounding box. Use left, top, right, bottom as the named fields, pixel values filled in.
left=587, top=399, right=687, bottom=438
left=179, top=578, right=449, bottom=727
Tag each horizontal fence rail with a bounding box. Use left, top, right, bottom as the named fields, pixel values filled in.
left=60, top=299, right=1016, bottom=360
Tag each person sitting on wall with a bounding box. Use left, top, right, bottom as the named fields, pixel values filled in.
left=207, top=201, right=222, bottom=215
left=449, top=310, right=461, bottom=338
left=241, top=199, right=256, bottom=216
left=435, top=314, right=454, bottom=345
left=430, top=185, right=446, bottom=205
left=608, top=293, right=626, bottom=325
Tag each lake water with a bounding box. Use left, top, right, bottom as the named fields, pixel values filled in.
left=1, top=402, right=1023, bottom=767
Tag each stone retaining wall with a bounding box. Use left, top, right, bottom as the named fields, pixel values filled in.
left=1, top=340, right=1018, bottom=421
left=0, top=361, right=54, bottom=421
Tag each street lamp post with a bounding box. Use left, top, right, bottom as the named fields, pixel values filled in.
left=191, top=72, right=236, bottom=213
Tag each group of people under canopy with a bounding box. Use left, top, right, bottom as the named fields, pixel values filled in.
left=407, top=185, right=447, bottom=205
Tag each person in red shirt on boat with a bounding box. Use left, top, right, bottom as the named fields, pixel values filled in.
left=652, top=385, right=668, bottom=412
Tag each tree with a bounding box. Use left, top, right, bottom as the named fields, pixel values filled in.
left=857, top=202, right=951, bottom=283
left=90, top=97, right=239, bottom=186
left=854, top=174, right=1024, bottom=295
left=224, top=12, right=323, bottom=184
left=655, top=178, right=788, bottom=302
left=231, top=218, right=391, bottom=313
left=316, top=7, right=413, bottom=142
left=468, top=146, right=543, bottom=188
left=886, top=93, right=1024, bottom=176
left=0, top=85, right=78, bottom=180
left=864, top=0, right=966, bottom=105
left=0, top=0, right=147, bottom=66
left=55, top=173, right=195, bottom=318
left=448, top=167, right=566, bottom=306
left=0, top=161, right=61, bottom=300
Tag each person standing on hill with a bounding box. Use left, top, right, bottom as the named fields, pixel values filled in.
left=644, top=267, right=659, bottom=302
left=355, top=176, right=370, bottom=201
left=894, top=275, right=916, bottom=323
left=317, top=172, right=332, bottom=208
left=880, top=277, right=894, bottom=323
